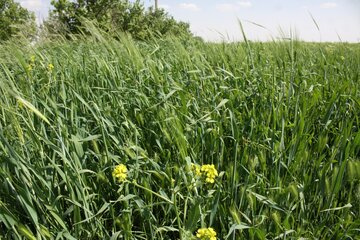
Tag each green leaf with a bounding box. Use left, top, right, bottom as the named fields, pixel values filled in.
left=16, top=96, right=50, bottom=125
left=185, top=200, right=201, bottom=232
left=225, top=223, right=251, bottom=239
left=321, top=203, right=352, bottom=212
left=17, top=224, right=36, bottom=240
left=216, top=99, right=229, bottom=109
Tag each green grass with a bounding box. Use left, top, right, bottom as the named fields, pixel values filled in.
left=0, top=30, right=360, bottom=239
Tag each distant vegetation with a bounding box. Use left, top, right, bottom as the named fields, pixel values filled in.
left=0, top=0, right=193, bottom=42
left=0, top=0, right=36, bottom=41
left=44, top=0, right=193, bottom=40
left=0, top=27, right=359, bottom=239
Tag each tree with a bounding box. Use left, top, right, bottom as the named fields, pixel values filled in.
left=0, top=0, right=36, bottom=41
left=45, top=0, right=192, bottom=40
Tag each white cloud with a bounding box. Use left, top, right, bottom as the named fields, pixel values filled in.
left=216, top=3, right=236, bottom=12
left=20, top=0, right=42, bottom=11
left=320, top=2, right=337, bottom=8
left=237, top=1, right=252, bottom=8
left=216, top=1, right=252, bottom=12
left=179, top=3, right=200, bottom=11
left=16, top=0, right=50, bottom=24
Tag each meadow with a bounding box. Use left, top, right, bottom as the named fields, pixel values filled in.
left=0, top=29, right=359, bottom=239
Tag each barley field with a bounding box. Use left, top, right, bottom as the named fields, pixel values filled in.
left=0, top=30, right=359, bottom=239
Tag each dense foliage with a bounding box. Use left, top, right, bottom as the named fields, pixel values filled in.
left=45, top=0, right=192, bottom=39
left=0, top=31, right=359, bottom=239
left=0, top=0, right=36, bottom=41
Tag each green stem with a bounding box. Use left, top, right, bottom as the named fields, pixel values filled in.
left=130, top=180, right=174, bottom=205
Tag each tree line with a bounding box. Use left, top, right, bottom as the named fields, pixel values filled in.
left=0, top=0, right=193, bottom=42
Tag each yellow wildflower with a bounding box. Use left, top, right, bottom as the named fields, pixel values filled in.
left=26, top=55, right=36, bottom=72
left=26, top=64, right=33, bottom=72
left=196, top=227, right=217, bottom=240
left=112, top=164, right=127, bottom=183
left=47, top=63, right=54, bottom=72
left=200, top=164, right=218, bottom=183
left=191, top=163, right=201, bottom=177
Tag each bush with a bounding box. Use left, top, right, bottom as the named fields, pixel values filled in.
left=0, top=0, right=36, bottom=41
left=44, top=0, right=192, bottom=40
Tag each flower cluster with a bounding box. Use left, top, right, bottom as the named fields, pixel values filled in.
left=112, top=164, right=127, bottom=183
left=47, top=63, right=54, bottom=72
left=192, top=164, right=218, bottom=183
left=26, top=55, right=36, bottom=72
left=196, top=227, right=217, bottom=240
left=201, top=164, right=218, bottom=183
left=191, top=164, right=201, bottom=177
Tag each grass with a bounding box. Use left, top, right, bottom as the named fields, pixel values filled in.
left=0, top=29, right=360, bottom=239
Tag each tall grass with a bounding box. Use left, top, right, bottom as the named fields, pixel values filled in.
left=0, top=28, right=359, bottom=239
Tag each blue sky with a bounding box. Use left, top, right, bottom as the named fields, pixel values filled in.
left=17, top=0, right=360, bottom=42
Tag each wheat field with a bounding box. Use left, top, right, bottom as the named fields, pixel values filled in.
left=0, top=30, right=359, bottom=239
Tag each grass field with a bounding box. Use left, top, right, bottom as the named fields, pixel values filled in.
left=0, top=30, right=360, bottom=239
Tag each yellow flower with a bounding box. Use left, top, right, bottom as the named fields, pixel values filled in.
left=192, top=164, right=202, bottom=177
left=26, top=55, right=36, bottom=72
left=47, top=63, right=54, bottom=72
left=26, top=64, right=33, bottom=72
left=30, top=55, right=35, bottom=63
left=200, top=164, right=218, bottom=184
left=196, top=227, right=217, bottom=240
left=191, top=163, right=218, bottom=183
left=112, top=164, right=127, bottom=183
